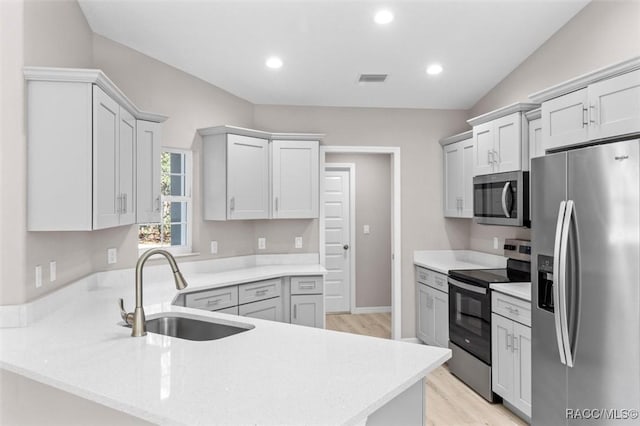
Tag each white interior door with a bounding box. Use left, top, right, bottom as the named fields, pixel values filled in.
left=323, top=168, right=351, bottom=313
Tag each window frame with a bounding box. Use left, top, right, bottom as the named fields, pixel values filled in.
left=138, top=148, right=193, bottom=255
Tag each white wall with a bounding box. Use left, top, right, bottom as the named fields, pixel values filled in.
left=254, top=105, right=471, bottom=337
left=325, top=153, right=392, bottom=309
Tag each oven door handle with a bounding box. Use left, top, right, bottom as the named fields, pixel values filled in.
left=448, top=278, right=487, bottom=295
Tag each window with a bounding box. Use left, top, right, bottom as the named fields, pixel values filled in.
left=138, top=149, right=192, bottom=254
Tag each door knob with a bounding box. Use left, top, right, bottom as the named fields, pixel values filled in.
left=343, top=244, right=349, bottom=250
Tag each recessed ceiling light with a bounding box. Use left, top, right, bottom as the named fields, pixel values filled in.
left=266, top=56, right=283, bottom=69
left=426, top=63, right=443, bottom=75
left=374, top=9, right=394, bottom=25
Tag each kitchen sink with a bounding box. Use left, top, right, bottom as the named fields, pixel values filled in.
left=126, top=312, right=254, bottom=341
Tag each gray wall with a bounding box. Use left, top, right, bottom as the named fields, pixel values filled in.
left=254, top=105, right=471, bottom=337
left=326, top=153, right=392, bottom=309
left=466, top=0, right=640, bottom=255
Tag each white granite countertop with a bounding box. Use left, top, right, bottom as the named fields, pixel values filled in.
left=490, top=282, right=532, bottom=302
left=0, top=266, right=450, bottom=425
left=413, top=250, right=507, bottom=274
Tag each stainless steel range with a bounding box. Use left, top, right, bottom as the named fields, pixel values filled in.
left=447, top=239, right=531, bottom=402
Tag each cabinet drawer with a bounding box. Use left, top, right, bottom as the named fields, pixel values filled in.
left=492, top=291, right=531, bottom=327
left=185, top=286, right=238, bottom=311
left=239, top=297, right=283, bottom=322
left=415, top=267, right=433, bottom=286
left=215, top=305, right=239, bottom=315
left=432, top=272, right=448, bottom=292
left=291, top=276, right=323, bottom=295
left=238, top=278, right=282, bottom=304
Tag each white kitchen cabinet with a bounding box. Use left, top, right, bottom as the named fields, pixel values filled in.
left=291, top=294, right=323, bottom=328
left=532, top=60, right=640, bottom=151
left=415, top=266, right=449, bottom=348
left=25, top=67, right=167, bottom=231
left=136, top=120, right=162, bottom=224
left=526, top=110, right=543, bottom=164
left=239, top=297, right=283, bottom=322
left=271, top=140, right=319, bottom=218
left=491, top=291, right=532, bottom=419
left=442, top=132, right=473, bottom=218
left=468, top=104, right=539, bottom=177
left=200, top=126, right=323, bottom=221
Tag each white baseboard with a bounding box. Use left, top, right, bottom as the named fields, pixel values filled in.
left=351, top=306, right=392, bottom=314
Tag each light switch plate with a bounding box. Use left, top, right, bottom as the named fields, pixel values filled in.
left=49, top=261, right=56, bottom=282
left=210, top=241, right=218, bottom=254
left=35, top=265, right=42, bottom=288
left=363, top=225, right=370, bottom=234
left=493, top=237, right=499, bottom=250
left=107, top=248, right=117, bottom=264
left=295, top=237, right=303, bottom=249
left=258, top=237, right=266, bottom=250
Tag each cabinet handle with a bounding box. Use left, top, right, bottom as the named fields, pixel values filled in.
left=506, top=333, right=512, bottom=351
left=255, top=289, right=268, bottom=296
left=117, top=194, right=122, bottom=214
left=293, top=304, right=297, bottom=319
left=207, top=299, right=220, bottom=306
left=589, top=104, right=596, bottom=124
left=123, top=193, right=127, bottom=214
left=487, top=150, right=493, bottom=165
left=155, top=195, right=161, bottom=212
left=582, top=106, right=588, bottom=127
left=512, top=335, right=518, bottom=352
left=299, top=283, right=315, bottom=290
left=230, top=196, right=235, bottom=212
left=275, top=197, right=279, bottom=212
left=492, top=150, right=499, bottom=165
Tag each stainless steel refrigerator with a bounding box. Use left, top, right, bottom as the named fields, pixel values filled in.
left=531, top=138, right=640, bottom=425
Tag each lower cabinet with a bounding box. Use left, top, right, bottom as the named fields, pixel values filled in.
left=291, top=295, right=323, bottom=328
left=491, top=293, right=532, bottom=419
left=416, top=281, right=449, bottom=348
left=239, top=297, right=283, bottom=322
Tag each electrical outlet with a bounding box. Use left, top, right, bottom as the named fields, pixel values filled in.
left=363, top=225, right=370, bottom=234
left=49, top=261, right=56, bottom=282
left=35, top=265, right=42, bottom=288
left=493, top=237, right=499, bottom=250
left=210, top=241, right=218, bottom=254
left=107, top=248, right=117, bottom=264
left=295, top=237, right=303, bottom=249
left=258, top=237, right=266, bottom=250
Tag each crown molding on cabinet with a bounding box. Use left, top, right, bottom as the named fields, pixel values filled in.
left=23, top=66, right=168, bottom=123
left=524, top=108, right=541, bottom=121
left=467, top=102, right=539, bottom=127
left=439, top=130, right=473, bottom=146
left=197, top=125, right=325, bottom=141
left=528, top=56, right=640, bottom=103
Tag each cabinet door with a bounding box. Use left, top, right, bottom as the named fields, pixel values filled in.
left=227, top=134, right=269, bottom=220
left=416, top=283, right=432, bottom=344
left=136, top=120, right=162, bottom=224
left=528, top=117, right=543, bottom=164
left=491, top=313, right=513, bottom=400
left=443, top=142, right=462, bottom=217
left=291, top=294, right=323, bottom=328
left=239, top=297, right=283, bottom=322
left=513, top=322, right=532, bottom=418
left=494, top=112, right=522, bottom=173
left=433, top=289, right=449, bottom=348
left=92, top=85, right=120, bottom=230
left=588, top=68, right=640, bottom=141
left=118, top=107, right=136, bottom=225
left=460, top=138, right=474, bottom=218
left=473, top=121, right=495, bottom=176
left=271, top=140, right=319, bottom=218
left=542, top=88, right=589, bottom=151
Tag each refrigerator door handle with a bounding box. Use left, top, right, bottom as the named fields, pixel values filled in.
left=559, top=200, right=576, bottom=367
left=553, top=200, right=568, bottom=365
left=501, top=182, right=512, bottom=218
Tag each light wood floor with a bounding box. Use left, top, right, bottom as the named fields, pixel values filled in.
left=326, top=313, right=527, bottom=426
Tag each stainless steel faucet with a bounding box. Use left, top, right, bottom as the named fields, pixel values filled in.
left=119, top=249, right=188, bottom=337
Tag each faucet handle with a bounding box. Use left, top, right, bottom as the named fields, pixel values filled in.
left=118, top=298, right=134, bottom=326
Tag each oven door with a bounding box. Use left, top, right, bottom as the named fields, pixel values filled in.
left=448, top=277, right=492, bottom=364
left=473, top=171, right=529, bottom=227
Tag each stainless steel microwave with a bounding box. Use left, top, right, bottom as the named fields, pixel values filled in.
left=473, top=171, right=529, bottom=227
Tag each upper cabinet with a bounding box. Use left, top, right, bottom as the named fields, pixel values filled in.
left=441, top=131, right=474, bottom=218
left=136, top=120, right=163, bottom=224
left=199, top=126, right=322, bottom=221
left=25, top=67, right=167, bottom=231
left=525, top=109, right=543, bottom=165
left=530, top=57, right=640, bottom=151
left=468, top=103, right=539, bottom=176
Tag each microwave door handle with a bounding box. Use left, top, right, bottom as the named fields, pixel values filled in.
left=559, top=200, right=577, bottom=368
left=501, top=182, right=512, bottom=218
left=553, top=201, right=568, bottom=365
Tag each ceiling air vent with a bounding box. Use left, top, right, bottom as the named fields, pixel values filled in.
left=358, top=74, right=388, bottom=84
